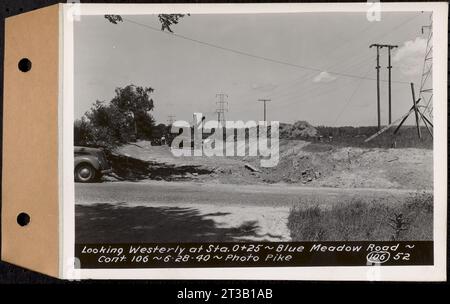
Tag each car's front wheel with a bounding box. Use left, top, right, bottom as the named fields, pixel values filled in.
left=75, top=163, right=98, bottom=183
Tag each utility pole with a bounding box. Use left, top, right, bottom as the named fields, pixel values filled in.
left=258, top=99, right=271, bottom=122
left=385, top=45, right=398, bottom=124
left=216, top=93, right=228, bottom=126
left=370, top=43, right=398, bottom=127
left=369, top=44, right=382, bottom=130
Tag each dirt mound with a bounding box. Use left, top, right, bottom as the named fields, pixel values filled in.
left=280, top=121, right=320, bottom=139
left=257, top=140, right=433, bottom=190
left=111, top=139, right=432, bottom=190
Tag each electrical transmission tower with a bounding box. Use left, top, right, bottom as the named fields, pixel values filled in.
left=365, top=20, right=434, bottom=143
left=167, top=115, right=176, bottom=125
left=419, top=15, right=433, bottom=126
left=216, top=93, right=228, bottom=126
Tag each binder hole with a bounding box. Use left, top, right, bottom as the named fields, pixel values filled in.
left=18, top=58, right=32, bottom=72
left=17, top=213, right=30, bottom=227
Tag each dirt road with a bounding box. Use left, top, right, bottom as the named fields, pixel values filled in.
left=75, top=181, right=423, bottom=243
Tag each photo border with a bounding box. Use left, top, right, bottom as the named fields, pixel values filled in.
left=61, top=2, right=448, bottom=281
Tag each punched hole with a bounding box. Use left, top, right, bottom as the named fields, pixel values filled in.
left=17, top=213, right=30, bottom=227
left=18, top=58, right=32, bottom=72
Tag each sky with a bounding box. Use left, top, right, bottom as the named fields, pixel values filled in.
left=74, top=11, right=431, bottom=126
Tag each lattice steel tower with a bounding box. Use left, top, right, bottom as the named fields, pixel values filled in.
left=419, top=14, right=433, bottom=126
left=167, top=115, right=176, bottom=125
left=216, top=93, right=228, bottom=126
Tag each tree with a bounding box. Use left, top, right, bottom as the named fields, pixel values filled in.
left=85, top=99, right=135, bottom=147
left=74, top=117, right=94, bottom=146
left=158, top=14, right=186, bottom=33
left=74, top=84, right=156, bottom=149
left=135, top=111, right=156, bottom=140
left=152, top=123, right=169, bottom=139
left=105, top=14, right=187, bottom=32
left=110, top=85, right=155, bottom=140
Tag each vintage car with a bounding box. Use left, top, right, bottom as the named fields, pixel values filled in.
left=74, top=146, right=112, bottom=183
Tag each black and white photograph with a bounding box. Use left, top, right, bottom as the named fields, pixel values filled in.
left=66, top=3, right=447, bottom=280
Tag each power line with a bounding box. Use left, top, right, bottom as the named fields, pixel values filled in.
left=230, top=51, right=376, bottom=110
left=123, top=17, right=410, bottom=84
left=264, top=12, right=419, bottom=115
left=265, top=56, right=376, bottom=107
left=211, top=14, right=420, bottom=104
left=332, top=66, right=372, bottom=126
left=232, top=57, right=376, bottom=116
left=120, top=13, right=420, bottom=125
left=273, top=76, right=367, bottom=114
left=270, top=59, right=375, bottom=118
left=259, top=54, right=376, bottom=102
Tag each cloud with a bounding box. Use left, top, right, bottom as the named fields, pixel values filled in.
left=393, top=37, right=427, bottom=76
left=250, top=82, right=277, bottom=92
left=313, top=71, right=337, bottom=83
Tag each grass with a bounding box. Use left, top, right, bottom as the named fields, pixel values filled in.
left=287, top=192, right=433, bottom=241
left=313, top=126, right=432, bottom=149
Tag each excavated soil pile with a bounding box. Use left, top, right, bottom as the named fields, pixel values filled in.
left=280, top=121, right=320, bottom=139
left=257, top=139, right=432, bottom=190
